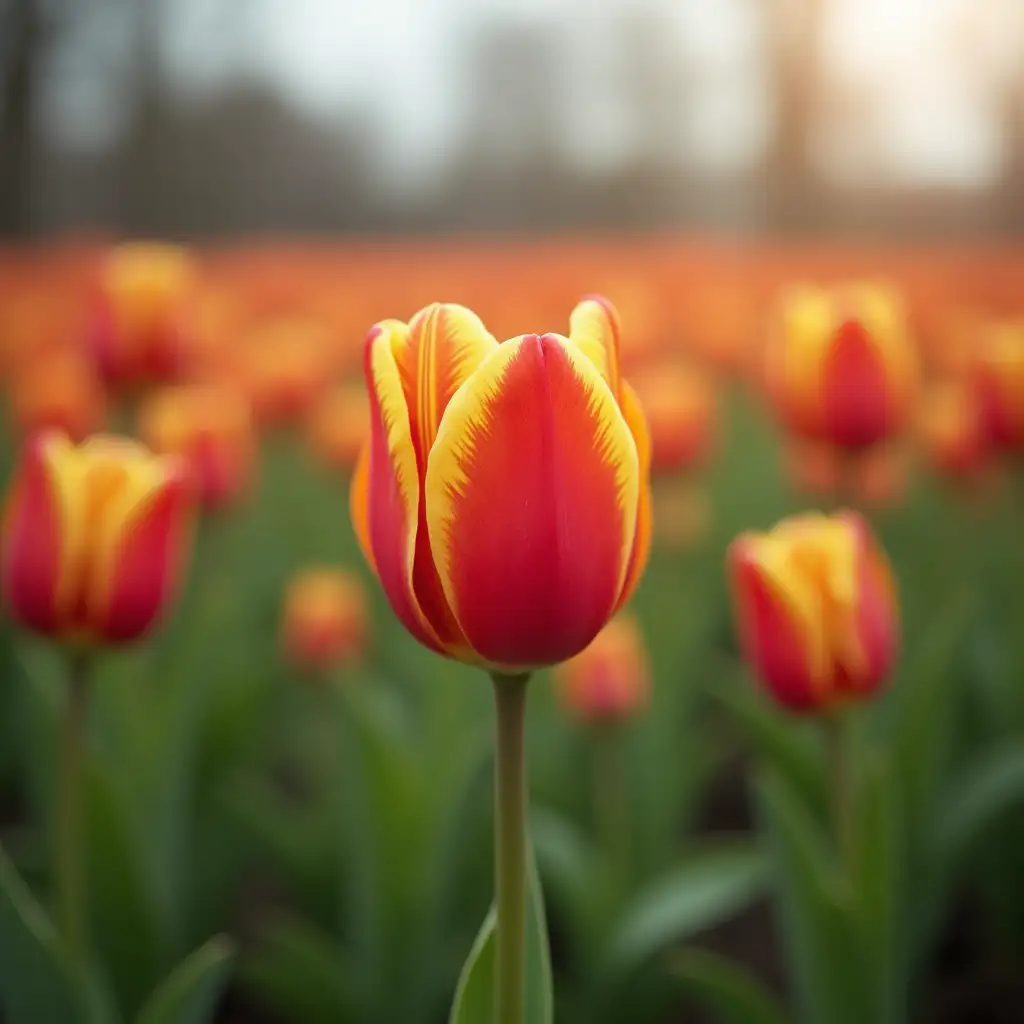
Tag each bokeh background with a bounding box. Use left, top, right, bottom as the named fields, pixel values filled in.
left=3, top=3, right=1024, bottom=1024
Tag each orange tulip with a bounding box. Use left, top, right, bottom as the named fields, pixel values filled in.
left=281, top=568, right=369, bottom=670
left=1, top=432, right=194, bottom=644
left=8, top=347, right=106, bottom=441
left=765, top=282, right=917, bottom=449
left=631, top=364, right=716, bottom=475
left=556, top=615, right=650, bottom=723
left=351, top=296, right=651, bottom=672
left=90, top=242, right=196, bottom=384
left=918, top=380, right=990, bottom=478
left=974, top=320, right=1024, bottom=450
left=138, top=384, right=255, bottom=509
left=728, top=511, right=898, bottom=713
left=307, top=384, right=370, bottom=470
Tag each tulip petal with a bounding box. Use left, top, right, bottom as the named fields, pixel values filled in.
left=615, top=382, right=652, bottom=611
left=393, top=303, right=498, bottom=463
left=95, top=467, right=193, bottom=642
left=426, top=333, right=639, bottom=669
left=569, top=296, right=622, bottom=399
left=364, top=323, right=444, bottom=652
left=819, top=319, right=893, bottom=448
left=1, top=434, right=64, bottom=633
left=349, top=444, right=376, bottom=574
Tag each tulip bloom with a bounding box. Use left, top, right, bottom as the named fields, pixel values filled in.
left=351, top=297, right=651, bottom=672
left=308, top=384, right=370, bottom=471
left=728, top=511, right=898, bottom=713
left=974, top=321, right=1024, bottom=450
left=765, top=282, right=917, bottom=450
left=631, top=363, right=716, bottom=475
left=918, top=380, right=990, bottom=478
left=2, top=432, right=194, bottom=644
left=90, top=243, right=196, bottom=384
left=8, top=347, right=107, bottom=441
left=138, top=384, right=255, bottom=509
left=281, top=567, right=369, bottom=671
left=556, top=615, right=650, bottom=723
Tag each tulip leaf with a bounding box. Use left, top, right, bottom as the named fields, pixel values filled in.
left=756, top=770, right=868, bottom=1024
left=603, top=841, right=769, bottom=979
left=0, top=845, right=110, bottom=1024
left=934, top=744, right=1024, bottom=872
left=670, top=949, right=787, bottom=1024
left=449, top=846, right=552, bottom=1024
left=135, top=935, right=233, bottom=1024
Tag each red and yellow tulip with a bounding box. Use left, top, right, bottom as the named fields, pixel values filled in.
left=918, top=380, right=990, bottom=479
left=1, top=432, right=194, bottom=644
left=350, top=296, right=651, bottom=672
left=974, top=320, right=1024, bottom=450
left=89, top=242, right=196, bottom=384
left=556, top=614, right=650, bottom=723
left=631, top=363, right=716, bottom=475
left=8, top=347, right=107, bottom=441
left=765, top=282, right=917, bottom=449
left=307, top=384, right=370, bottom=471
left=138, top=384, right=255, bottom=509
left=281, top=567, right=369, bottom=671
left=728, top=511, right=898, bottom=713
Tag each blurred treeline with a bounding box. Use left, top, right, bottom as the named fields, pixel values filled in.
left=2, top=0, right=1024, bottom=240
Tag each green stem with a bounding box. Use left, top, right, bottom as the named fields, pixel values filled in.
left=492, top=673, right=530, bottom=1024
left=826, top=709, right=856, bottom=869
left=593, top=723, right=629, bottom=894
left=56, top=654, right=91, bottom=963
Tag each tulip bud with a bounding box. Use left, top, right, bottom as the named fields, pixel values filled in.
left=90, top=243, right=196, bottom=385
left=974, top=320, right=1024, bottom=450
left=1, top=431, right=194, bottom=644
left=556, top=615, right=650, bottom=723
left=631, top=363, right=716, bottom=475
left=138, top=384, right=255, bottom=509
left=8, top=347, right=107, bottom=441
left=917, top=380, right=990, bottom=479
left=307, top=384, right=370, bottom=471
left=281, top=568, right=369, bottom=671
left=765, top=282, right=917, bottom=450
left=728, top=511, right=898, bottom=713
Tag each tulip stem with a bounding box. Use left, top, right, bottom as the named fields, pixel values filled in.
left=594, top=723, right=630, bottom=895
left=826, top=709, right=856, bottom=868
left=492, top=672, right=530, bottom=1024
left=56, top=653, right=91, bottom=964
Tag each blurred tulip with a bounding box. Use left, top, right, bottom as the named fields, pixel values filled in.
left=851, top=444, right=910, bottom=509
left=631, top=363, right=716, bottom=475
left=917, top=380, right=990, bottom=479
left=784, top=440, right=843, bottom=498
left=974, top=320, right=1024, bottom=450
left=556, top=615, right=650, bottom=723
left=307, top=384, right=369, bottom=470
left=728, top=510, right=898, bottom=713
left=281, top=567, right=369, bottom=671
left=8, top=347, right=106, bottom=441
left=234, top=315, right=335, bottom=425
left=351, top=296, right=651, bottom=671
left=89, top=242, right=196, bottom=384
left=138, top=384, right=255, bottom=509
left=765, top=282, right=917, bottom=449
left=1, top=431, right=194, bottom=644
left=652, top=482, right=710, bottom=552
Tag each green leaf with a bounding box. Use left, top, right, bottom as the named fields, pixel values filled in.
left=756, top=770, right=866, bottom=1024
left=670, top=949, right=787, bottom=1024
left=934, top=744, right=1024, bottom=871
left=0, top=846, right=107, bottom=1024
left=449, top=846, right=553, bottom=1024
left=135, top=936, right=233, bottom=1024
left=604, top=842, right=769, bottom=978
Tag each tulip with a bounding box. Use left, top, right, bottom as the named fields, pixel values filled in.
left=784, top=440, right=843, bottom=498
left=850, top=445, right=909, bottom=509
left=307, top=384, right=370, bottom=471
left=8, top=347, right=106, bottom=441
left=89, top=242, right=196, bottom=384
left=281, top=567, right=369, bottom=671
left=556, top=615, right=649, bottom=724
left=974, top=320, right=1024, bottom=450
left=1, top=431, right=195, bottom=645
left=652, top=482, right=710, bottom=552
left=728, top=511, right=898, bottom=713
left=138, top=384, right=255, bottom=509
left=765, top=282, right=918, bottom=450
left=631, top=363, right=716, bottom=475
left=917, top=380, right=990, bottom=478
left=351, top=296, right=651, bottom=672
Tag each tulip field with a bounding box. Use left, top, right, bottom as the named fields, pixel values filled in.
left=2, top=236, right=1024, bottom=1024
